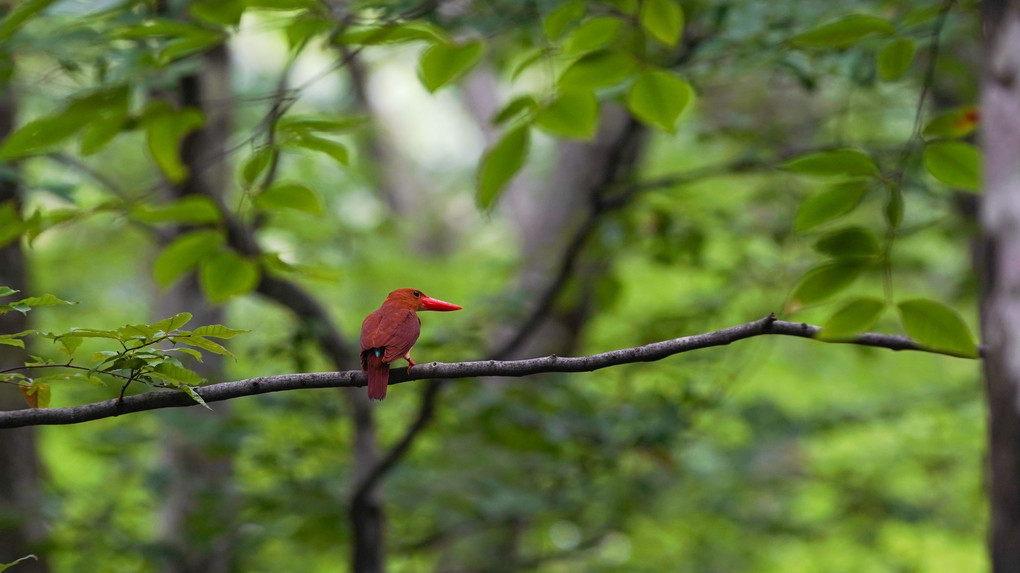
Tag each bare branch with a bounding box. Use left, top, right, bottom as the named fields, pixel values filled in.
left=489, top=214, right=599, bottom=360
left=0, top=315, right=977, bottom=429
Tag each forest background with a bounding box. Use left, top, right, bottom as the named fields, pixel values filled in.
left=0, top=0, right=1004, bottom=571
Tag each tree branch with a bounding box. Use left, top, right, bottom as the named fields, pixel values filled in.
left=351, top=378, right=443, bottom=504
left=0, top=315, right=978, bottom=429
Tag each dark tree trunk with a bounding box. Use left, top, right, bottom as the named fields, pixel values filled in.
left=980, top=0, right=1020, bottom=570
left=0, top=77, right=49, bottom=573
left=154, top=43, right=238, bottom=573
left=349, top=390, right=385, bottom=573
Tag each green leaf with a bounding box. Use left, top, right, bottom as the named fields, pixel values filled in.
left=131, top=196, right=222, bottom=225
left=256, top=182, right=322, bottom=215
left=181, top=384, right=212, bottom=410
left=626, top=70, right=693, bottom=132
left=241, top=146, right=277, bottom=186
left=922, top=106, right=979, bottom=139
left=924, top=141, right=980, bottom=192
left=492, top=95, right=539, bottom=125
left=153, top=362, right=206, bottom=385
left=418, top=39, right=485, bottom=93
left=477, top=126, right=530, bottom=210
left=0, top=334, right=25, bottom=348
left=877, top=38, right=915, bottom=81
left=152, top=312, right=193, bottom=334
left=3, top=302, right=29, bottom=314
left=544, top=0, right=585, bottom=39
left=119, top=323, right=158, bottom=340
left=783, top=149, right=878, bottom=177
left=80, top=113, right=128, bottom=156
left=0, top=0, right=57, bottom=39
left=199, top=251, right=260, bottom=303
left=790, top=262, right=867, bottom=306
left=794, top=180, right=870, bottom=231
left=87, top=350, right=119, bottom=365
left=639, top=0, right=684, bottom=47
left=0, top=286, right=17, bottom=297
left=261, top=253, right=343, bottom=282
left=813, top=226, right=881, bottom=259
left=153, top=230, right=223, bottom=288
left=66, top=328, right=122, bottom=340
left=168, top=347, right=204, bottom=362
left=559, top=50, right=637, bottom=89
left=338, top=21, right=448, bottom=45
left=791, top=14, right=895, bottom=48
left=189, top=0, right=245, bottom=26
left=157, top=30, right=227, bottom=66
left=13, top=293, right=74, bottom=308
left=510, top=48, right=551, bottom=81
left=58, top=335, right=82, bottom=356
left=0, top=202, right=21, bottom=249
left=288, top=134, right=349, bottom=166
left=284, top=12, right=331, bottom=49
left=898, top=298, right=978, bottom=358
left=534, top=90, right=599, bottom=139
left=190, top=324, right=249, bottom=339
left=177, top=335, right=235, bottom=360
left=112, top=19, right=206, bottom=39
left=145, top=107, right=205, bottom=183
left=108, top=355, right=149, bottom=372
left=35, top=384, right=51, bottom=409
left=278, top=114, right=367, bottom=134
left=0, top=113, right=86, bottom=160
left=563, top=16, right=622, bottom=55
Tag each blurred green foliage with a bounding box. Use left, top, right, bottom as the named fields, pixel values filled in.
left=0, top=0, right=984, bottom=570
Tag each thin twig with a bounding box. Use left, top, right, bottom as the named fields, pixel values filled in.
left=907, top=0, right=956, bottom=143
left=883, top=0, right=956, bottom=302
left=0, top=362, right=132, bottom=381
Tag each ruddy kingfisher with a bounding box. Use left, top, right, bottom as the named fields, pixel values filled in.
left=359, top=288, right=462, bottom=400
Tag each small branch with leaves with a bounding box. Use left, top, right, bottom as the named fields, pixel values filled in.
left=0, top=313, right=980, bottom=429
left=0, top=287, right=247, bottom=410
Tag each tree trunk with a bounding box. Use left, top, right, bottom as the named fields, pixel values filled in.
left=980, top=0, right=1020, bottom=570
left=154, top=42, right=237, bottom=573
left=349, top=389, right=384, bottom=573
left=0, top=78, right=49, bottom=573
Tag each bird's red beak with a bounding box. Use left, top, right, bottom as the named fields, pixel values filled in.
left=420, top=296, right=462, bottom=311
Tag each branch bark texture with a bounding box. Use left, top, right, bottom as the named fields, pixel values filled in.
left=0, top=316, right=972, bottom=429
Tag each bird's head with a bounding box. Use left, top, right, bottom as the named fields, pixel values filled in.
left=384, top=288, right=463, bottom=312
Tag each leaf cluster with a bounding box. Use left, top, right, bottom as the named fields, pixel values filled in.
left=774, top=6, right=979, bottom=359
left=0, top=288, right=246, bottom=409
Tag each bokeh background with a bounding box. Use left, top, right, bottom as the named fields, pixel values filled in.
left=0, top=0, right=984, bottom=571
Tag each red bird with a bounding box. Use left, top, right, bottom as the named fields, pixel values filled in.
left=360, top=288, right=462, bottom=401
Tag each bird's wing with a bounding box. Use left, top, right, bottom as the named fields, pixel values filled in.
left=360, top=310, right=384, bottom=352
left=361, top=308, right=421, bottom=364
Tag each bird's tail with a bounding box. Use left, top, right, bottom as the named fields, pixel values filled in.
left=361, top=350, right=389, bottom=401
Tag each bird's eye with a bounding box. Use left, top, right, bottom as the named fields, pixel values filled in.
left=412, top=290, right=422, bottom=297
